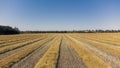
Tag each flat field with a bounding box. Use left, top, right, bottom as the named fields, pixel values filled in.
left=0, top=33, right=120, bottom=68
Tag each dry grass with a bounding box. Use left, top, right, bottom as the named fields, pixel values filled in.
left=34, top=35, right=62, bottom=68
left=0, top=35, right=54, bottom=68
left=0, top=36, right=46, bottom=54
left=65, top=35, right=111, bottom=68
left=0, top=34, right=43, bottom=41
left=1, top=33, right=120, bottom=68
left=72, top=33, right=120, bottom=46
left=0, top=36, right=42, bottom=48
left=76, top=38, right=120, bottom=57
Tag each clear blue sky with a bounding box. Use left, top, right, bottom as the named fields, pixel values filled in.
left=0, top=0, right=120, bottom=31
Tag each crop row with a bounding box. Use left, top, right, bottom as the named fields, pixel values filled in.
left=34, top=35, right=62, bottom=68
left=0, top=35, right=55, bottom=68
left=0, top=35, right=45, bottom=48
left=65, top=35, right=111, bottom=68
left=73, top=36, right=120, bottom=57
left=71, top=33, right=120, bottom=46
left=0, top=34, right=46, bottom=44
left=0, top=35, right=46, bottom=54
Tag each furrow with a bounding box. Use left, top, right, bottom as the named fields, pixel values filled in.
left=0, top=36, right=46, bottom=60
left=0, top=35, right=54, bottom=68
left=0, top=36, right=46, bottom=54
left=57, top=36, right=87, bottom=68
left=66, top=35, right=111, bottom=68
left=34, top=35, right=62, bottom=68
left=11, top=36, right=57, bottom=68
left=75, top=38, right=120, bottom=68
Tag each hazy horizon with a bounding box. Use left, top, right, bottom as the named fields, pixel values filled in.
left=0, top=0, right=120, bottom=31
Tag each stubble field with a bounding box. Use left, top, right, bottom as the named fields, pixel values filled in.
left=0, top=33, right=120, bottom=68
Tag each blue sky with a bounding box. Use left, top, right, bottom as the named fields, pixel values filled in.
left=0, top=0, right=120, bottom=31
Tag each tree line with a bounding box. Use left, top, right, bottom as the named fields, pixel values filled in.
left=21, top=30, right=120, bottom=33
left=1, top=25, right=120, bottom=35
left=0, top=25, right=20, bottom=35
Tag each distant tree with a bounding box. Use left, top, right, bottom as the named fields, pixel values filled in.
left=0, top=25, right=20, bottom=35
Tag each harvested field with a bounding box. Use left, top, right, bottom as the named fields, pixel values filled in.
left=0, top=33, right=120, bottom=68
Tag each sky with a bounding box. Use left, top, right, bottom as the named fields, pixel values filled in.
left=0, top=0, right=120, bottom=31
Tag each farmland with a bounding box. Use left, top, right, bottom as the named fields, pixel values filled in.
left=0, top=33, right=120, bottom=68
